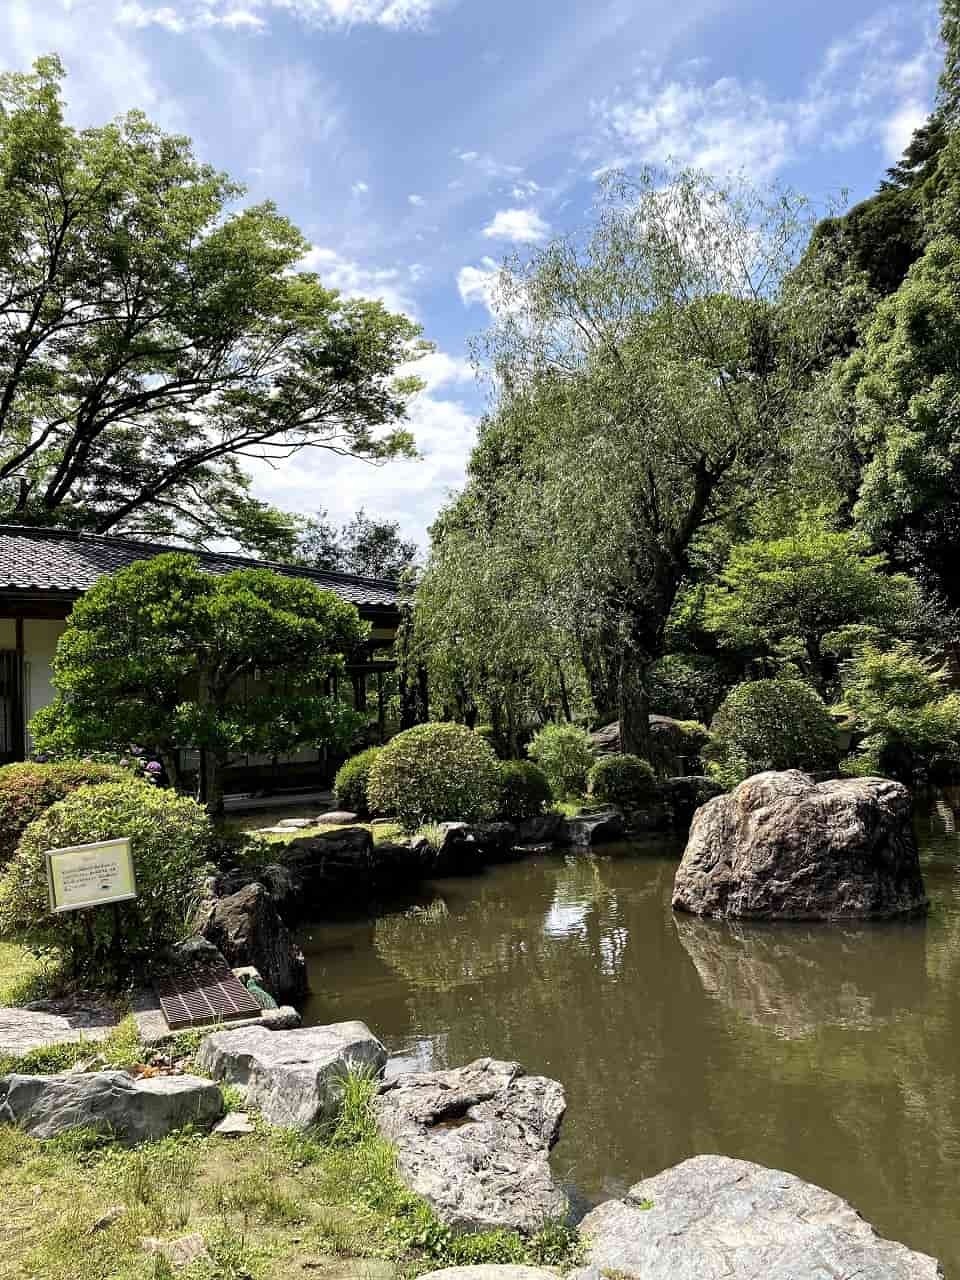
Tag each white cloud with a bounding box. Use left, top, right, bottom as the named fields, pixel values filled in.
left=114, top=0, right=453, bottom=32
left=301, top=246, right=420, bottom=318
left=592, top=5, right=940, bottom=180
left=457, top=257, right=502, bottom=313
left=401, top=349, right=474, bottom=392
left=482, top=207, right=550, bottom=244
left=351, top=181, right=370, bottom=195
left=455, top=149, right=523, bottom=179
left=511, top=180, right=541, bottom=199
left=408, top=193, right=426, bottom=206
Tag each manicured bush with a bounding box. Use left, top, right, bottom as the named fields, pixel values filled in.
left=587, top=754, right=657, bottom=808
left=706, top=678, right=840, bottom=789
left=0, top=780, right=214, bottom=983
left=526, top=723, right=595, bottom=799
left=334, top=747, right=383, bottom=815
left=648, top=654, right=731, bottom=722
left=367, top=723, right=501, bottom=832
left=0, top=761, right=130, bottom=868
left=496, top=760, right=553, bottom=822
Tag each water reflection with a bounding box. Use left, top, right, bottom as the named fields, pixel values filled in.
left=300, top=837, right=960, bottom=1277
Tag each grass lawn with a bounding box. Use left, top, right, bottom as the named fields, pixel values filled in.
left=0, top=940, right=55, bottom=1008
left=0, top=1068, right=580, bottom=1280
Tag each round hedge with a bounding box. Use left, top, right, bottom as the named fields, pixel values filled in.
left=587, top=754, right=657, bottom=808
left=706, top=678, right=840, bottom=789
left=0, top=761, right=130, bottom=868
left=0, top=780, right=214, bottom=983
left=367, top=723, right=501, bottom=832
left=496, top=760, right=553, bottom=822
left=334, top=747, right=382, bottom=816
left=526, top=723, right=595, bottom=799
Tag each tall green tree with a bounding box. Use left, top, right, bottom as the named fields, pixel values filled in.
left=30, top=554, right=367, bottom=813
left=420, top=171, right=824, bottom=755
left=0, top=57, right=423, bottom=547
left=293, top=508, right=418, bottom=579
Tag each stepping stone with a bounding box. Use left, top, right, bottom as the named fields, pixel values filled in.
left=198, top=1022, right=387, bottom=1130
left=0, top=1007, right=116, bottom=1057
left=316, top=811, right=359, bottom=825
left=212, top=1111, right=255, bottom=1137
left=0, top=1070, right=223, bottom=1143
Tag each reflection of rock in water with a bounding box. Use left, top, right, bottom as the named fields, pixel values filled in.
left=675, top=914, right=929, bottom=1040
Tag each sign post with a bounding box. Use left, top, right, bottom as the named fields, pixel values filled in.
left=46, top=838, right=137, bottom=914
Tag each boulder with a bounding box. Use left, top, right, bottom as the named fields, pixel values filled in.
left=0, top=1006, right=116, bottom=1058
left=568, top=1155, right=943, bottom=1279
left=316, top=810, right=360, bottom=826
left=374, top=1057, right=568, bottom=1234
left=0, top=1070, right=223, bottom=1142
left=672, top=771, right=929, bottom=920
left=281, top=827, right=420, bottom=906
left=197, top=1021, right=387, bottom=1129
left=199, top=882, right=307, bottom=999
left=559, top=811, right=625, bottom=848
left=515, top=813, right=563, bottom=845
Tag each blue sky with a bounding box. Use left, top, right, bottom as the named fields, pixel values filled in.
left=3, top=0, right=942, bottom=545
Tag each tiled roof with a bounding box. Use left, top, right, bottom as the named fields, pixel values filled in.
left=0, top=526, right=400, bottom=611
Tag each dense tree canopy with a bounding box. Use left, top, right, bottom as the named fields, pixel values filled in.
left=0, top=58, right=424, bottom=548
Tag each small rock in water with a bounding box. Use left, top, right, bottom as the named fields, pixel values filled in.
left=213, top=1111, right=255, bottom=1137
left=141, top=1234, right=211, bottom=1270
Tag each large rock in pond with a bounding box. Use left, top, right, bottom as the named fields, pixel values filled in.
left=568, top=1155, right=943, bottom=1279
left=281, top=827, right=421, bottom=909
left=197, top=1021, right=386, bottom=1129
left=374, top=1057, right=568, bottom=1234
left=199, top=882, right=307, bottom=999
left=0, top=1070, right=223, bottom=1142
left=559, top=810, right=625, bottom=848
left=672, top=771, right=928, bottom=920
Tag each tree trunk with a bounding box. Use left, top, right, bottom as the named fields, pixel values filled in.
left=618, top=648, right=653, bottom=759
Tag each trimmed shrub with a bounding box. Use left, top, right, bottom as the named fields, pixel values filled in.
left=649, top=654, right=731, bottom=722
left=367, top=723, right=501, bottom=832
left=706, top=678, right=840, bottom=789
left=334, top=747, right=382, bottom=816
left=588, top=754, right=657, bottom=809
left=0, top=761, right=130, bottom=868
left=496, top=760, right=553, bottom=822
left=0, top=780, right=214, bottom=983
left=526, top=723, right=595, bottom=799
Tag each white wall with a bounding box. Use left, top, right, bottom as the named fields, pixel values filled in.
left=23, top=619, right=66, bottom=752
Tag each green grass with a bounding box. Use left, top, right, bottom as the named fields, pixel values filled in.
left=0, top=940, right=61, bottom=1008
left=0, top=1062, right=582, bottom=1280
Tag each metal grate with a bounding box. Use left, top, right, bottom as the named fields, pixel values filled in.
left=154, top=961, right=261, bottom=1032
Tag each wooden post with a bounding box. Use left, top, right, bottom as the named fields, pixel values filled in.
left=376, top=671, right=386, bottom=743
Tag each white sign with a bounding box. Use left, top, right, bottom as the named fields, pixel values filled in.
left=46, top=838, right=138, bottom=914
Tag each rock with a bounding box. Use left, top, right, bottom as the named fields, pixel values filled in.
left=559, top=811, right=625, bottom=848
left=282, top=827, right=389, bottom=907
left=514, top=813, right=563, bottom=845
left=262, top=1004, right=302, bottom=1030
left=420, top=1271, right=559, bottom=1279
left=0, top=1070, right=223, bottom=1142
left=197, top=1021, right=387, bottom=1129
left=672, top=771, right=929, bottom=920
left=568, top=1155, right=943, bottom=1279
left=374, top=1057, right=568, bottom=1234
left=162, top=937, right=225, bottom=968
left=275, top=817, right=319, bottom=829
left=0, top=1007, right=116, bottom=1058
left=141, top=1233, right=211, bottom=1270
left=212, top=1111, right=255, bottom=1137
left=89, top=1206, right=125, bottom=1233
left=659, top=775, right=724, bottom=832
left=199, top=882, right=307, bottom=999
left=316, top=810, right=359, bottom=825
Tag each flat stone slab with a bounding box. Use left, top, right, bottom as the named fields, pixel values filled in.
left=212, top=1111, right=255, bottom=1137
left=568, top=1155, right=944, bottom=1279
left=316, top=811, right=360, bottom=825
left=197, top=1021, right=386, bottom=1129
left=0, top=1070, right=223, bottom=1142
left=0, top=1007, right=117, bottom=1057
left=375, top=1058, right=568, bottom=1234
left=421, top=1271, right=559, bottom=1279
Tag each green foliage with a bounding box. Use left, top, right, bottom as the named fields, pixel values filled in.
left=0, top=58, right=423, bottom=547
left=703, top=523, right=916, bottom=690
left=648, top=654, right=731, bottom=722
left=527, top=723, right=595, bottom=799
left=0, top=781, right=213, bottom=983
left=367, top=722, right=501, bottom=831
left=706, top=678, right=840, bottom=789
left=837, top=643, right=960, bottom=781
left=334, top=747, right=382, bottom=816
left=496, top=760, right=553, bottom=821
left=30, top=553, right=367, bottom=812
left=0, top=761, right=129, bottom=867
left=293, top=507, right=419, bottom=579
left=587, top=754, right=657, bottom=808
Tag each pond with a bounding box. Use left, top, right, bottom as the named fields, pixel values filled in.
left=299, top=813, right=960, bottom=1275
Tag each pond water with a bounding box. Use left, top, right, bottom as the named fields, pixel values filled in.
left=299, top=813, right=960, bottom=1275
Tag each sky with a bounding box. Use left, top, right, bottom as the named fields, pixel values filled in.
left=2, top=0, right=943, bottom=546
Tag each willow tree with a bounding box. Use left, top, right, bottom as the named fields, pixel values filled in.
left=425, top=172, right=824, bottom=756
